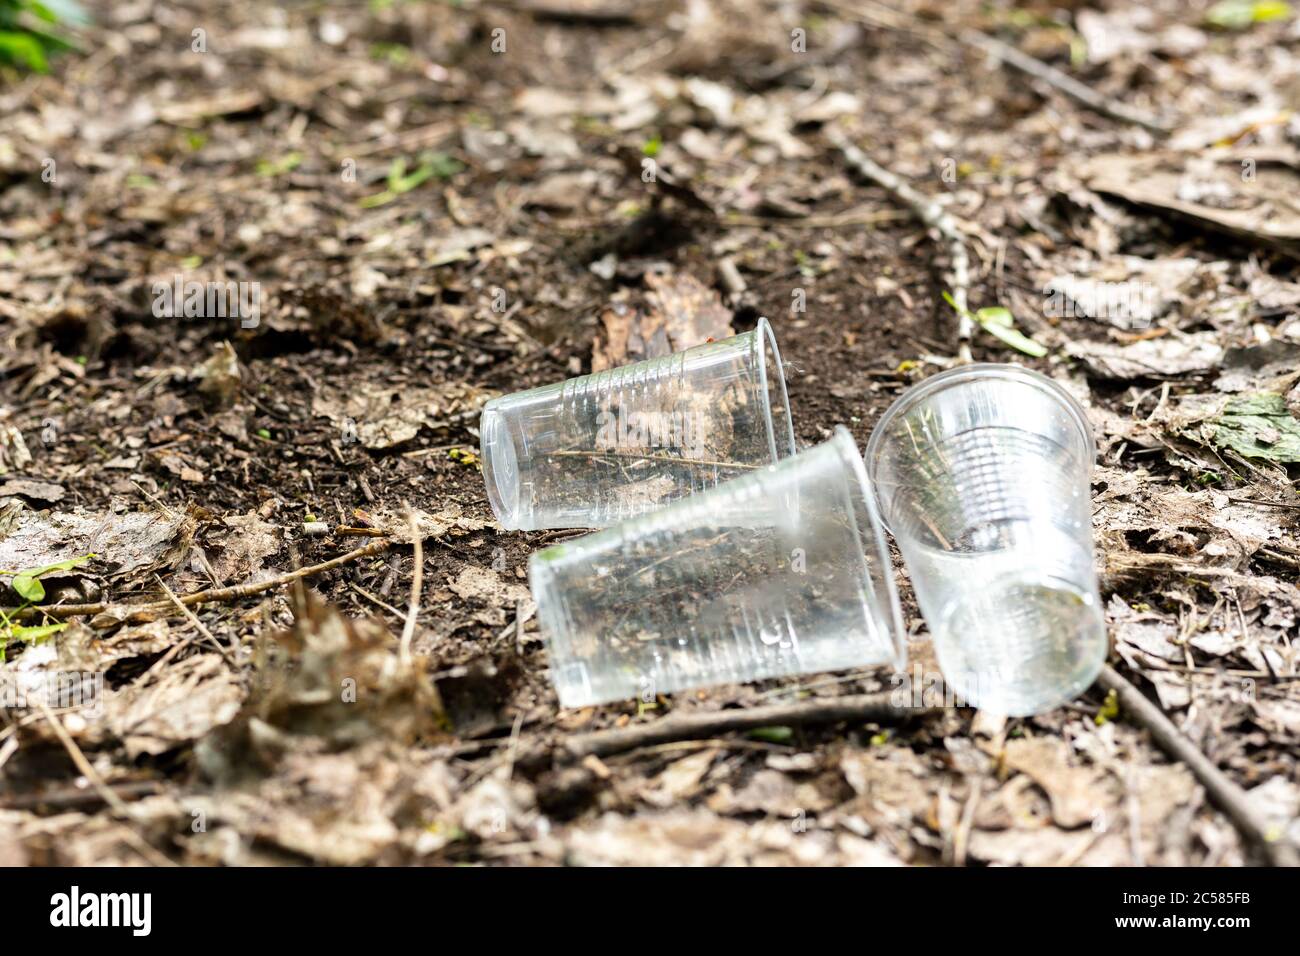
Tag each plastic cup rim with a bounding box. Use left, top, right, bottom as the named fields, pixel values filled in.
left=864, top=363, right=1095, bottom=533
left=827, top=425, right=909, bottom=671
left=753, top=316, right=798, bottom=462
left=479, top=402, right=520, bottom=530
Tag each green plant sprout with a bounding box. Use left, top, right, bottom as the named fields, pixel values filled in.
left=256, top=151, right=303, bottom=178
left=359, top=152, right=463, bottom=208
left=0, top=0, right=88, bottom=73
left=942, top=291, right=1047, bottom=358
left=0, top=553, right=94, bottom=661
left=1205, top=0, right=1292, bottom=30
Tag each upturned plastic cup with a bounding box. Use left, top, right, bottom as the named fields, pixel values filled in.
left=866, top=364, right=1105, bottom=716
left=479, top=318, right=795, bottom=531
left=530, top=426, right=906, bottom=708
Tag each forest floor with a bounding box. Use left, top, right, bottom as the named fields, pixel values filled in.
left=2, top=0, right=1300, bottom=866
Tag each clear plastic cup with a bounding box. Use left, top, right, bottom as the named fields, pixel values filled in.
left=479, top=318, right=795, bottom=531
left=866, top=364, right=1105, bottom=716
left=530, top=426, right=905, bottom=708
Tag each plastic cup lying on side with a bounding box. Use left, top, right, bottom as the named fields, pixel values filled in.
left=866, top=364, right=1105, bottom=716
left=530, top=426, right=905, bottom=708
left=479, top=318, right=795, bottom=531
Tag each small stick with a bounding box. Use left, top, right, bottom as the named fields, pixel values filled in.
left=35, top=698, right=175, bottom=867
left=959, top=30, right=1171, bottom=135
left=820, top=1, right=1171, bottom=136
left=6, top=539, right=393, bottom=622
left=564, top=692, right=930, bottom=759
left=0, top=779, right=161, bottom=811
left=723, top=208, right=908, bottom=229
left=547, top=449, right=760, bottom=470
left=399, top=505, right=422, bottom=665
left=717, top=257, right=748, bottom=305
left=1099, top=665, right=1299, bottom=866
left=826, top=126, right=973, bottom=363
left=1225, top=496, right=1300, bottom=512
left=154, top=574, right=236, bottom=667
left=350, top=582, right=406, bottom=621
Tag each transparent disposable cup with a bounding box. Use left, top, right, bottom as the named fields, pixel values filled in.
left=530, top=426, right=906, bottom=708
left=479, top=318, right=795, bottom=531
left=866, top=364, right=1105, bottom=717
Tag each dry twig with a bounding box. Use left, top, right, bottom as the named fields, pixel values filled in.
left=399, top=505, right=422, bottom=665
left=35, top=699, right=175, bottom=867
left=7, top=539, right=393, bottom=623
left=959, top=30, right=1171, bottom=135
left=826, top=126, right=974, bottom=362
left=1100, top=665, right=1299, bottom=867
left=564, top=692, right=930, bottom=759
left=154, top=573, right=236, bottom=667
left=822, top=1, right=1170, bottom=134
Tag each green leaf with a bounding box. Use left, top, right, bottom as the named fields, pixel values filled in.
left=1095, top=688, right=1119, bottom=726
left=20, top=554, right=94, bottom=578
left=10, top=574, right=45, bottom=602
left=1206, top=0, right=1292, bottom=28
left=358, top=189, right=396, bottom=209
left=944, top=292, right=1048, bottom=357
left=9, top=622, right=67, bottom=643
left=256, top=151, right=302, bottom=177
left=6, top=553, right=94, bottom=603
left=0, top=29, right=49, bottom=71
left=975, top=306, right=1014, bottom=328
left=747, top=726, right=794, bottom=743
left=363, top=153, right=461, bottom=207
left=976, top=316, right=1048, bottom=357
left=1207, top=392, right=1300, bottom=462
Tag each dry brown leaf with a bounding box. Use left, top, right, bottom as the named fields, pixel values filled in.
left=196, top=596, right=447, bottom=779
left=999, top=736, right=1113, bottom=829
left=194, top=341, right=241, bottom=410
left=562, top=809, right=898, bottom=865
left=0, top=504, right=192, bottom=585
left=206, top=512, right=281, bottom=583
left=361, top=503, right=493, bottom=540
left=642, top=749, right=719, bottom=808
left=1076, top=150, right=1300, bottom=251
left=0, top=479, right=65, bottom=504
left=312, top=382, right=493, bottom=450
left=1067, top=332, right=1224, bottom=380
left=447, top=566, right=530, bottom=606
left=591, top=270, right=734, bottom=371
left=109, top=654, right=244, bottom=758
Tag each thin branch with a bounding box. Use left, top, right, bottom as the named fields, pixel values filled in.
left=154, top=573, right=236, bottom=667
left=0, top=779, right=161, bottom=812
left=1099, top=665, right=1299, bottom=867
left=6, top=539, right=393, bottom=623
left=959, top=30, right=1171, bottom=135
left=826, top=126, right=973, bottom=363
left=564, top=692, right=930, bottom=759
left=1225, top=496, right=1300, bottom=512
left=35, top=698, right=176, bottom=867
left=818, top=2, right=1171, bottom=135
left=399, top=505, right=422, bottom=665
left=547, top=449, right=759, bottom=470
